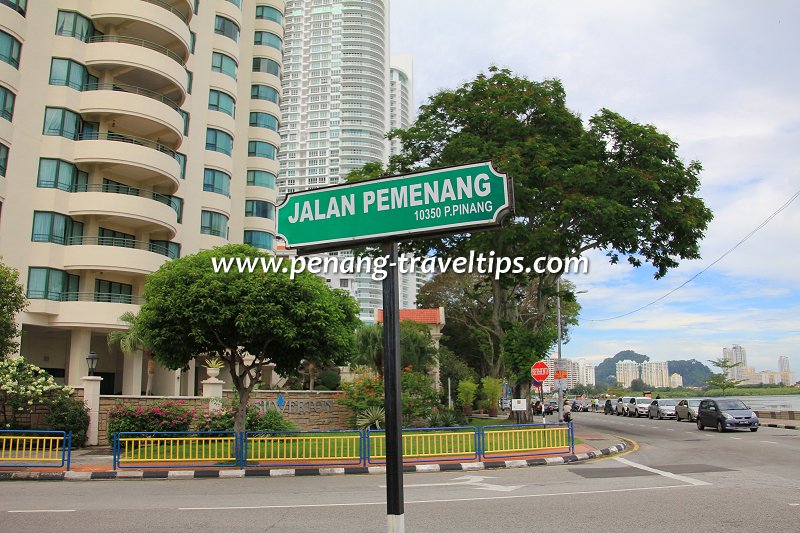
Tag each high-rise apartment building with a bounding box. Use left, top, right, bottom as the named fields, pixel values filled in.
left=670, top=373, right=683, bottom=388
left=388, top=54, right=412, bottom=157
left=1, top=0, right=284, bottom=395
left=723, top=344, right=746, bottom=380
left=641, top=361, right=669, bottom=388
left=778, top=356, right=793, bottom=385
left=576, top=360, right=595, bottom=387
left=615, top=360, right=640, bottom=388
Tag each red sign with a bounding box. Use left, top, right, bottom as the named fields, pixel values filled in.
left=531, top=361, right=550, bottom=384
left=553, top=369, right=568, bottom=380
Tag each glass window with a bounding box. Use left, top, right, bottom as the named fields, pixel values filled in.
left=214, top=15, right=239, bottom=42
left=27, top=267, right=79, bottom=301
left=2, top=0, right=27, bottom=16
left=201, top=210, right=229, bottom=238
left=94, top=279, right=133, bottom=303
left=149, top=239, right=180, bottom=259
left=246, top=169, right=276, bottom=189
left=102, top=177, right=139, bottom=196
left=254, top=31, right=281, bottom=50
left=49, top=58, right=96, bottom=90
left=208, top=89, right=235, bottom=117
left=255, top=5, right=282, bottom=24
left=248, top=140, right=276, bottom=159
left=244, top=230, right=274, bottom=251
left=211, top=52, right=237, bottom=80
left=245, top=200, right=275, bottom=219
left=42, top=107, right=82, bottom=140
left=0, top=143, right=7, bottom=177
left=205, top=128, right=233, bottom=156
left=175, top=152, right=186, bottom=179
left=0, top=29, right=22, bottom=69
left=54, top=10, right=98, bottom=42
left=249, top=112, right=278, bottom=131
left=250, top=84, right=279, bottom=104
left=37, top=158, right=88, bottom=191
left=203, top=168, right=231, bottom=196
left=31, top=211, right=83, bottom=245
left=98, top=227, right=135, bottom=247
left=189, top=31, right=196, bottom=53
left=252, top=57, right=280, bottom=76
left=179, top=109, right=190, bottom=136
left=186, top=70, right=193, bottom=94
left=225, top=0, right=241, bottom=8
left=0, top=85, right=15, bottom=121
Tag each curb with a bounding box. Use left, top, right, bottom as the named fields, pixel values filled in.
left=0, top=442, right=630, bottom=482
left=763, top=423, right=798, bottom=430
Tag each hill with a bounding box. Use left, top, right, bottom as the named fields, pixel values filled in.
left=595, top=350, right=649, bottom=385
left=665, top=359, right=713, bottom=387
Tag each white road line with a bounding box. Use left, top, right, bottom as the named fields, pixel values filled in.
left=730, top=437, right=742, bottom=440
left=789, top=503, right=799, bottom=506
left=665, top=429, right=674, bottom=431
left=614, top=457, right=710, bottom=486
left=7, top=510, right=76, bottom=513
left=760, top=441, right=778, bottom=444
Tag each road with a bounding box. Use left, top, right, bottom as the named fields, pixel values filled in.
left=1, top=413, right=798, bottom=532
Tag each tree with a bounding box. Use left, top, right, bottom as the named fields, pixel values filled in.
left=630, top=378, right=645, bottom=392
left=391, top=67, right=713, bottom=401
left=705, top=358, right=744, bottom=395
left=0, top=357, right=70, bottom=428
left=138, top=244, right=360, bottom=434
left=351, top=320, right=438, bottom=374
left=107, top=312, right=156, bottom=395
left=0, top=260, right=27, bottom=356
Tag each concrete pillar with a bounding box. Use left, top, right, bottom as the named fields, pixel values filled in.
left=202, top=370, right=224, bottom=412
left=122, top=350, right=143, bottom=395
left=67, top=329, right=92, bottom=387
left=172, top=369, right=182, bottom=396
left=81, top=376, right=103, bottom=446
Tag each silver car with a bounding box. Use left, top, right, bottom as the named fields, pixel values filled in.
left=675, top=399, right=700, bottom=421
left=648, top=398, right=677, bottom=419
left=629, top=397, right=652, bottom=417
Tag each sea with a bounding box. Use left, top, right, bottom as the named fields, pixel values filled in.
left=728, top=395, right=800, bottom=411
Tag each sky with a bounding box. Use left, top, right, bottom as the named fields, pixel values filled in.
left=390, top=1, right=800, bottom=375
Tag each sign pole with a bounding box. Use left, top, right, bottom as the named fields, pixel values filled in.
left=382, top=241, right=404, bottom=533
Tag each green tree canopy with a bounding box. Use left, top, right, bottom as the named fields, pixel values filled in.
left=351, top=320, right=438, bottom=374
left=705, top=358, right=744, bottom=395
left=0, top=260, right=27, bottom=356
left=138, top=244, right=360, bottom=433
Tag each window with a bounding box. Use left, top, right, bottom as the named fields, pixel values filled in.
left=102, top=178, right=138, bottom=196
left=186, top=70, right=193, bottom=94
left=205, top=128, right=233, bottom=156
left=243, top=230, right=273, bottom=251
left=0, top=29, right=21, bottom=69
left=249, top=112, right=279, bottom=131
left=250, top=84, right=279, bottom=103
left=201, top=210, right=228, bottom=238
left=37, top=158, right=88, bottom=191
left=49, top=58, right=97, bottom=90
left=42, top=107, right=82, bottom=140
left=31, top=211, right=83, bottom=244
left=208, top=89, right=235, bottom=117
left=244, top=200, right=275, bottom=219
left=1, top=0, right=27, bottom=16
left=214, top=15, right=239, bottom=42
left=246, top=169, right=276, bottom=189
left=203, top=168, right=231, bottom=196
left=0, top=85, right=12, bottom=121
left=255, top=5, right=282, bottom=23
left=149, top=239, right=180, bottom=259
left=98, top=227, right=135, bottom=248
left=225, top=0, right=241, bottom=8
left=0, top=143, right=7, bottom=177
left=55, top=10, right=98, bottom=42
left=175, top=152, right=186, bottom=179
left=340, top=279, right=349, bottom=288
left=252, top=57, right=280, bottom=76
left=254, top=31, right=281, bottom=50
left=26, top=267, right=79, bottom=301
left=189, top=31, right=196, bottom=53
left=248, top=141, right=276, bottom=159
left=94, top=279, right=133, bottom=303
left=211, top=52, right=237, bottom=79
left=180, top=110, right=190, bottom=136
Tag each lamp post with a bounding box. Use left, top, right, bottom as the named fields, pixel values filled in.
left=556, top=279, right=587, bottom=422
left=86, top=351, right=98, bottom=376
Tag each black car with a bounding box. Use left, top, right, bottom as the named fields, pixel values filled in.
left=603, top=399, right=614, bottom=415
left=696, top=398, right=760, bottom=433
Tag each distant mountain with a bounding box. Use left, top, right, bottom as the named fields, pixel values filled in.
left=666, top=359, right=713, bottom=387
left=595, top=350, right=650, bottom=385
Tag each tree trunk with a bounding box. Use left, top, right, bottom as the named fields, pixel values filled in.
left=145, top=351, right=155, bottom=396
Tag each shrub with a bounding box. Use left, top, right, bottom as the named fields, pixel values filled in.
left=339, top=370, right=439, bottom=428
left=319, top=369, right=341, bottom=390
left=195, top=405, right=294, bottom=433
left=356, top=406, right=385, bottom=430
left=426, top=408, right=466, bottom=428
left=46, top=395, right=90, bottom=447
left=481, top=377, right=503, bottom=408
left=457, top=380, right=478, bottom=409
left=106, top=400, right=194, bottom=445
left=0, top=357, right=70, bottom=429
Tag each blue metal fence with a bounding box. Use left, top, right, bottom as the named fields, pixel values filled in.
left=0, top=430, right=72, bottom=470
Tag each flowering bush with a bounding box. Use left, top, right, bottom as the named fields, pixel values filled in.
left=195, top=405, right=294, bottom=432
left=106, top=400, right=195, bottom=445
left=338, top=370, right=439, bottom=428
left=0, top=356, right=70, bottom=429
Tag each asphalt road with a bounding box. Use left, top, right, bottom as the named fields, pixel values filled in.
left=1, top=413, right=798, bottom=532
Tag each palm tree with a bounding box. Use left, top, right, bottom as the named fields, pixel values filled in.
left=107, top=311, right=155, bottom=395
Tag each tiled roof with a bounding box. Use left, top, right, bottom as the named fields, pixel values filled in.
left=376, top=307, right=445, bottom=325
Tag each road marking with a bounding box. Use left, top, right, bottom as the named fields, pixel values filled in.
left=382, top=475, right=523, bottom=492
left=760, top=441, right=778, bottom=444
left=614, top=457, right=710, bottom=486
left=730, top=437, right=742, bottom=440
left=178, top=484, right=699, bottom=511
left=789, top=503, right=799, bottom=506
left=665, top=428, right=674, bottom=431
left=7, top=510, right=76, bottom=513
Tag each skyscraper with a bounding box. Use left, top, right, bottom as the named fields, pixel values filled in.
left=723, top=345, right=747, bottom=380
left=389, top=54, right=412, bottom=157
left=615, top=360, right=640, bottom=388
left=1, top=0, right=284, bottom=394
left=641, top=361, right=669, bottom=388
left=778, top=356, right=793, bottom=385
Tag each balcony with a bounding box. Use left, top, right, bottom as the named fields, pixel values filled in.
left=69, top=190, right=178, bottom=237
left=63, top=237, right=175, bottom=275
left=42, top=293, right=144, bottom=328
left=91, top=0, right=191, bottom=54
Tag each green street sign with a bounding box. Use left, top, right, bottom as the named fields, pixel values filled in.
left=277, top=161, right=513, bottom=251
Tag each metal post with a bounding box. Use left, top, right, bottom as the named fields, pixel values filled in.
left=557, top=277, right=563, bottom=422
left=448, top=378, right=452, bottom=410
left=382, top=242, right=404, bottom=533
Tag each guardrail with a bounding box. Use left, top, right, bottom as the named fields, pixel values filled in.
left=110, top=424, right=573, bottom=470
left=0, top=430, right=72, bottom=470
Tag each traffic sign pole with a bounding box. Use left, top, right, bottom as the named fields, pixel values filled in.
left=382, top=241, right=404, bottom=533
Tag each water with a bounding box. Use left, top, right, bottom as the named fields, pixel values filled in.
left=730, top=395, right=800, bottom=411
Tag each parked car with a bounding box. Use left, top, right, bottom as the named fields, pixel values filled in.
left=604, top=399, right=614, bottom=415
left=499, top=397, right=512, bottom=410
left=629, top=397, right=652, bottom=417
left=616, top=397, right=633, bottom=416
left=697, top=398, right=760, bottom=433
left=648, top=398, right=677, bottom=419
left=546, top=401, right=558, bottom=415
left=676, top=399, right=701, bottom=421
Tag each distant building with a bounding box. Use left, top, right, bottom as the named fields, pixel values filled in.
left=723, top=345, right=747, bottom=380
left=778, top=356, right=793, bottom=385
left=670, top=373, right=684, bottom=388
left=741, top=365, right=760, bottom=385
left=615, top=360, right=640, bottom=388
left=641, top=361, right=670, bottom=388
left=577, top=360, right=595, bottom=387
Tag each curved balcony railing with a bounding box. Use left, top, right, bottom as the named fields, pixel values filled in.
left=70, top=183, right=181, bottom=216
left=140, top=0, right=191, bottom=24
left=65, top=235, right=179, bottom=259
left=86, top=35, right=186, bottom=66
left=26, top=290, right=145, bottom=304
left=52, top=79, right=182, bottom=113
left=77, top=132, right=178, bottom=160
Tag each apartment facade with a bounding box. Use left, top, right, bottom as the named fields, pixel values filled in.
left=615, top=360, right=640, bottom=388
left=1, top=0, right=284, bottom=395
left=641, top=361, right=669, bottom=388
left=723, top=344, right=746, bottom=380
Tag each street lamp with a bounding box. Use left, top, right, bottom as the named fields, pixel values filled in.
left=556, top=279, right=588, bottom=422
left=86, top=351, right=98, bottom=376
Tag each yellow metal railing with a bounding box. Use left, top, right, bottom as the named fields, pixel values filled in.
left=369, top=429, right=477, bottom=462
left=247, top=432, right=361, bottom=465
left=482, top=426, right=570, bottom=457
left=0, top=435, right=66, bottom=464
left=118, top=436, right=237, bottom=464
